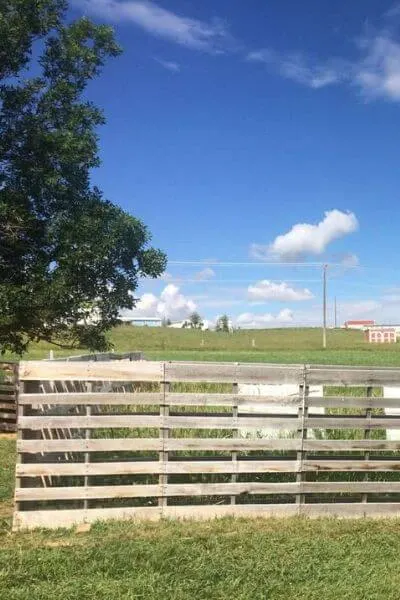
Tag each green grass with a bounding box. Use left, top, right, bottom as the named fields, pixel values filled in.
left=2, top=517, right=400, bottom=599
left=0, top=438, right=16, bottom=522
left=4, top=325, right=400, bottom=365
left=3, top=384, right=400, bottom=598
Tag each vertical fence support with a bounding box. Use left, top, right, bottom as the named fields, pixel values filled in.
left=159, top=366, right=169, bottom=514
left=84, top=403, right=91, bottom=511
left=296, top=366, right=308, bottom=508
left=231, top=382, right=239, bottom=505
left=362, top=386, right=373, bottom=504
left=13, top=368, right=22, bottom=528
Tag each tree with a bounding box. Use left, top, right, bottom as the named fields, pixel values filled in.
left=161, top=318, right=171, bottom=327
left=188, top=312, right=203, bottom=329
left=216, top=315, right=230, bottom=333
left=0, top=1, right=166, bottom=354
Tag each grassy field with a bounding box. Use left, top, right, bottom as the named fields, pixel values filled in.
left=4, top=325, right=400, bottom=365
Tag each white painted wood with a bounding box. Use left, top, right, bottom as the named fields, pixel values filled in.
left=237, top=383, right=323, bottom=438
left=383, top=386, right=400, bottom=441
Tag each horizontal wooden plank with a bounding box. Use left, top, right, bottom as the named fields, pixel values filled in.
left=305, top=417, right=400, bottom=429
left=16, top=481, right=400, bottom=502
left=19, top=413, right=400, bottom=430
left=307, top=366, right=400, bottom=385
left=17, top=436, right=400, bottom=455
left=15, top=482, right=298, bottom=500
left=16, top=460, right=300, bottom=477
left=19, top=392, right=301, bottom=408
left=18, top=438, right=163, bottom=453
left=167, top=393, right=301, bottom=407
left=19, top=360, right=164, bottom=382
left=13, top=506, right=162, bottom=530
left=303, top=439, right=400, bottom=451
left=303, top=460, right=400, bottom=472
left=19, top=415, right=162, bottom=429
left=165, top=362, right=303, bottom=384
left=18, top=415, right=300, bottom=430
left=306, top=396, right=400, bottom=409
left=20, top=392, right=164, bottom=406
left=18, top=437, right=302, bottom=454
left=13, top=502, right=400, bottom=531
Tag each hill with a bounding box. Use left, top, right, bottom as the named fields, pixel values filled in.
left=4, top=326, right=400, bottom=366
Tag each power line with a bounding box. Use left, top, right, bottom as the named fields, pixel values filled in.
left=168, top=260, right=357, bottom=267
left=163, top=278, right=322, bottom=284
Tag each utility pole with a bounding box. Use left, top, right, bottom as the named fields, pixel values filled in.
left=334, top=296, right=337, bottom=329
left=322, top=264, right=328, bottom=349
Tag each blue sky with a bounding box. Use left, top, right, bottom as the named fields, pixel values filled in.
left=70, top=0, right=400, bottom=327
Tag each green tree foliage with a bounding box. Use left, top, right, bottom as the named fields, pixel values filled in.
left=188, top=312, right=203, bottom=329
left=0, top=1, right=166, bottom=353
left=216, top=315, right=230, bottom=333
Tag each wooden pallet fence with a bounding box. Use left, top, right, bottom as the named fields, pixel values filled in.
left=13, top=360, right=400, bottom=530
left=0, top=362, right=17, bottom=433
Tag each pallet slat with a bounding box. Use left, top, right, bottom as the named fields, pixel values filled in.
left=15, top=480, right=400, bottom=502
left=19, top=360, right=164, bottom=382
left=18, top=415, right=300, bottom=430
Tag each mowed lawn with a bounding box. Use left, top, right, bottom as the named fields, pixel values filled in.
left=1, top=440, right=400, bottom=599
left=4, top=325, right=400, bottom=365
left=2, top=502, right=400, bottom=598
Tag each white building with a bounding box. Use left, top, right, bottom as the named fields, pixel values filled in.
left=119, top=317, right=162, bottom=327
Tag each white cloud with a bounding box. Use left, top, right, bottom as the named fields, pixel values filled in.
left=247, top=50, right=344, bottom=89
left=154, top=58, right=180, bottom=72
left=122, top=284, right=196, bottom=321
left=79, top=0, right=230, bottom=53
left=340, top=300, right=382, bottom=317
left=236, top=308, right=294, bottom=328
left=247, top=10, right=400, bottom=103
left=194, top=267, right=216, bottom=281
left=355, top=34, right=400, bottom=101
left=256, top=210, right=359, bottom=262
left=248, top=280, right=313, bottom=302
left=341, top=253, right=359, bottom=268
left=159, top=272, right=174, bottom=281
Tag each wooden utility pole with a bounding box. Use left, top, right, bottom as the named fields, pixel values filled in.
left=322, top=264, right=328, bottom=349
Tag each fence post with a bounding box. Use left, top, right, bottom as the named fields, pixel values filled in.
left=362, top=386, right=373, bottom=504
left=13, top=365, right=22, bottom=523
left=231, top=381, right=239, bottom=505
left=84, top=399, right=91, bottom=512
left=296, top=365, right=308, bottom=509
left=159, top=364, right=169, bottom=515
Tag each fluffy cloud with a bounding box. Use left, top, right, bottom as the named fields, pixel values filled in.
left=248, top=280, right=313, bottom=302
left=253, top=210, right=358, bottom=262
left=194, top=267, right=216, bottom=281
left=236, top=309, right=294, bottom=328
left=79, top=0, right=230, bottom=53
left=122, top=284, right=196, bottom=321
left=355, top=34, right=400, bottom=101
left=247, top=17, right=400, bottom=103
